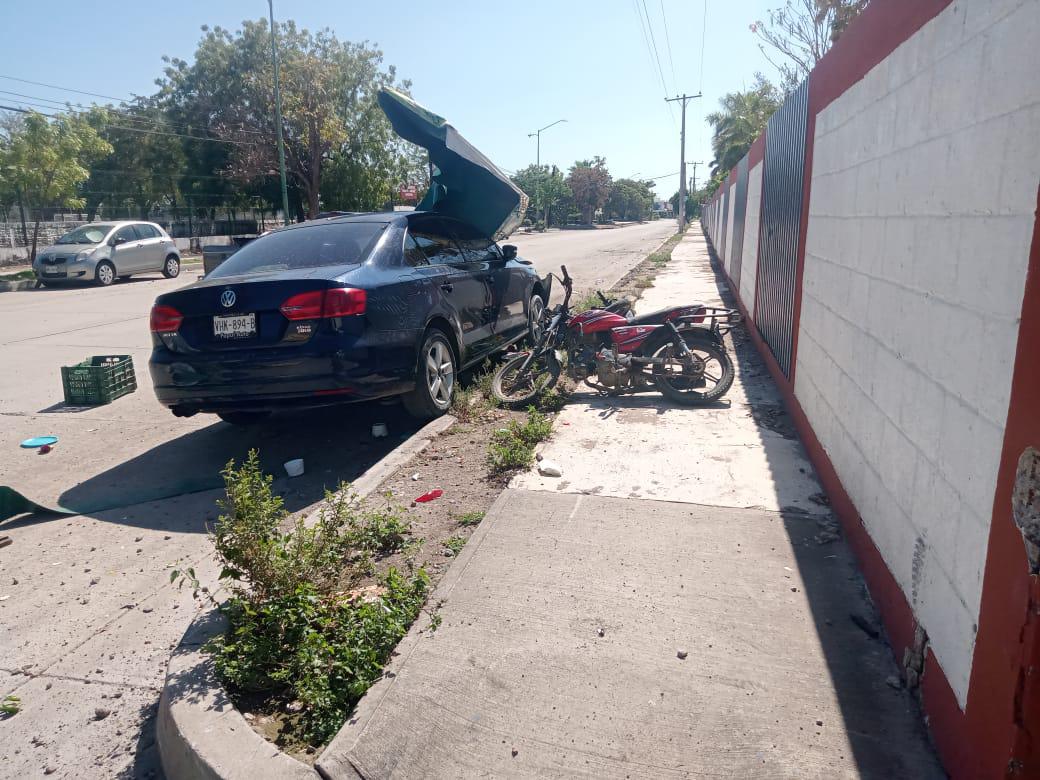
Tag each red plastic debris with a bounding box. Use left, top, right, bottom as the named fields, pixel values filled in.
left=38, top=444, right=53, bottom=454
left=414, top=489, right=443, bottom=503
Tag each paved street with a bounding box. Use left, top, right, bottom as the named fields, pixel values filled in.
left=509, top=219, right=676, bottom=300
left=318, top=232, right=944, bottom=779
left=0, top=223, right=671, bottom=778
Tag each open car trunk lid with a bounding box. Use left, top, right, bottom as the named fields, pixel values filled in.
left=378, top=87, right=528, bottom=239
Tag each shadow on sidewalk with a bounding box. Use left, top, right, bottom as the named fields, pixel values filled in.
left=697, top=228, right=943, bottom=776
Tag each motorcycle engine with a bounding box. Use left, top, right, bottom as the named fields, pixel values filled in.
left=567, top=345, right=597, bottom=381
left=595, top=350, right=629, bottom=388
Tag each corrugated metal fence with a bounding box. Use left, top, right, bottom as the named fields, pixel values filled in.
left=753, top=80, right=809, bottom=378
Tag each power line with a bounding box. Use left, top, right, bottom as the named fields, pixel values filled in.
left=0, top=104, right=258, bottom=147
left=639, top=0, right=671, bottom=101
left=659, top=0, right=678, bottom=92
left=0, top=88, right=268, bottom=138
left=0, top=74, right=131, bottom=103
left=632, top=0, right=675, bottom=126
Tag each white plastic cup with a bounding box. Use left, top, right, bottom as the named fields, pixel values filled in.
left=371, top=423, right=389, bottom=438
left=284, top=458, right=305, bottom=478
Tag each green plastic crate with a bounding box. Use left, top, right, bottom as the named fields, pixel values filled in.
left=61, top=355, right=137, bottom=406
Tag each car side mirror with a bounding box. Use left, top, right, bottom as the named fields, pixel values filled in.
left=502, top=244, right=517, bottom=260
left=110, top=235, right=126, bottom=246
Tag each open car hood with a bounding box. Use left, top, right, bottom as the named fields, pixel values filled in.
left=378, top=87, right=528, bottom=239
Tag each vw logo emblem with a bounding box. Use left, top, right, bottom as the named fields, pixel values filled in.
left=220, top=290, right=236, bottom=308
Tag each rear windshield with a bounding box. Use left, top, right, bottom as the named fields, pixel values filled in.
left=208, top=222, right=387, bottom=277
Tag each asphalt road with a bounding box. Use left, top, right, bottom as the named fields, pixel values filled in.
left=0, top=221, right=674, bottom=778
left=509, top=219, right=677, bottom=300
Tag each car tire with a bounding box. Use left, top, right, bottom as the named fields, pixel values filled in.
left=402, top=329, right=456, bottom=419
left=528, top=294, right=545, bottom=344
left=217, top=411, right=271, bottom=426
left=95, top=261, right=116, bottom=287
left=163, top=254, right=181, bottom=279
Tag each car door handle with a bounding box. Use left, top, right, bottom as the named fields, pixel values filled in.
left=440, top=283, right=454, bottom=293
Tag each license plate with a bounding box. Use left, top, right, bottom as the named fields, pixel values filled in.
left=213, top=313, right=256, bottom=339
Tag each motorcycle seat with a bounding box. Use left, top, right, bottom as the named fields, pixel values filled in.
left=627, top=304, right=706, bottom=326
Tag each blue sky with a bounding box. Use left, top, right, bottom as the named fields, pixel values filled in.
left=1, top=0, right=780, bottom=197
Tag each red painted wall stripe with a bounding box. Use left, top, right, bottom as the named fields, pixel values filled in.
left=966, top=183, right=1040, bottom=778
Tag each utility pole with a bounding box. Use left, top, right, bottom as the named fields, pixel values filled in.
left=664, top=93, right=701, bottom=231
left=269, top=0, right=290, bottom=226
left=527, top=119, right=566, bottom=229
left=689, top=161, right=703, bottom=218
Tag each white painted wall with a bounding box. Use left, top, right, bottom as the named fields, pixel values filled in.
left=796, top=0, right=1040, bottom=707
left=724, top=185, right=738, bottom=271
left=739, top=162, right=763, bottom=317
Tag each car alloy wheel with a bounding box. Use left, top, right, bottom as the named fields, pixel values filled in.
left=528, top=294, right=545, bottom=344
left=163, top=256, right=180, bottom=278
left=425, top=339, right=455, bottom=410
left=96, top=262, right=115, bottom=286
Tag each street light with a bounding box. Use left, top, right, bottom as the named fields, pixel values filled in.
left=268, top=0, right=290, bottom=226
left=527, top=119, right=566, bottom=231
left=527, top=119, right=567, bottom=168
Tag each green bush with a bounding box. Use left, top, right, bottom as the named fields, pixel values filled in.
left=198, top=452, right=428, bottom=746
left=487, top=408, right=554, bottom=473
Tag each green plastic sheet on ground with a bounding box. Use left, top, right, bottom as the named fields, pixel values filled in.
left=378, top=87, right=528, bottom=239
left=0, top=479, right=225, bottom=524
left=0, top=486, right=74, bottom=521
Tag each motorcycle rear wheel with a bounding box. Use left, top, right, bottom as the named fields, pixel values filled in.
left=491, top=352, right=561, bottom=408
left=651, top=335, right=734, bottom=405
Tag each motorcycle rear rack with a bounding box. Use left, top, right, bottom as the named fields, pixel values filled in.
left=676, top=306, right=742, bottom=336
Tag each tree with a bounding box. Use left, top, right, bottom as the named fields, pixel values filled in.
left=84, top=102, right=186, bottom=220
left=605, top=178, right=654, bottom=222
left=158, top=20, right=411, bottom=219
left=566, top=157, right=612, bottom=225
left=751, top=0, right=869, bottom=92
left=705, top=75, right=781, bottom=176
left=511, top=164, right=570, bottom=229
left=0, top=111, right=111, bottom=261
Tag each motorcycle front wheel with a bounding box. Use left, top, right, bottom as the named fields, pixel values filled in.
left=491, top=351, right=561, bottom=408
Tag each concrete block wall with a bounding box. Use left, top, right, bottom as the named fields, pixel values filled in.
left=739, top=162, right=762, bottom=316
left=704, top=0, right=1040, bottom=772
left=724, top=185, right=737, bottom=272
left=796, top=0, right=1040, bottom=707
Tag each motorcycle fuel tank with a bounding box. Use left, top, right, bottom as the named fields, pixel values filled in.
left=568, top=309, right=628, bottom=334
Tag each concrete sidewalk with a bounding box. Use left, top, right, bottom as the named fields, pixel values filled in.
left=318, top=232, right=943, bottom=778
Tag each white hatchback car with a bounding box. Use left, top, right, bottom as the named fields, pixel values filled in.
left=34, top=221, right=181, bottom=287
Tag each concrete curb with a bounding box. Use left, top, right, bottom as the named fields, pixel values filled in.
left=0, top=279, right=37, bottom=292
left=315, top=488, right=515, bottom=779
left=156, top=413, right=457, bottom=779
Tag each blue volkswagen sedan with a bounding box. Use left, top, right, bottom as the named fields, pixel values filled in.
left=149, top=212, right=545, bottom=423
left=150, top=86, right=544, bottom=424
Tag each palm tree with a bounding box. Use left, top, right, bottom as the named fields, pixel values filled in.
left=706, top=76, right=781, bottom=177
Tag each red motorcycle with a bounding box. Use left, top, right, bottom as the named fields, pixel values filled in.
left=491, top=265, right=740, bottom=406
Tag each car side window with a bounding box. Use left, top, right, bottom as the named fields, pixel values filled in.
left=403, top=234, right=429, bottom=267
left=449, top=221, right=501, bottom=263
left=407, top=223, right=464, bottom=266
left=136, top=224, right=160, bottom=239
left=113, top=226, right=138, bottom=244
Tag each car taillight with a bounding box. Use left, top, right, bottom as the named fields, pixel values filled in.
left=279, top=290, right=325, bottom=320
left=280, top=288, right=366, bottom=320
left=322, top=288, right=366, bottom=317
left=150, top=304, right=183, bottom=333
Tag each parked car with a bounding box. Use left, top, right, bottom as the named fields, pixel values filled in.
left=148, top=212, right=545, bottom=422
left=33, top=221, right=181, bottom=287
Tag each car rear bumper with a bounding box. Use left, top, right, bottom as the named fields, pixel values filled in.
left=149, top=332, right=421, bottom=414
